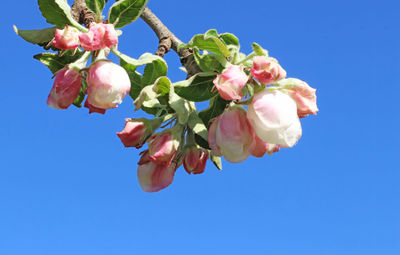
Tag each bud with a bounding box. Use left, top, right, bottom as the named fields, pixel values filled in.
left=213, top=65, right=249, bottom=100
left=250, top=134, right=280, bottom=157
left=47, top=67, right=81, bottom=109
left=251, top=56, right=286, bottom=85
left=137, top=151, right=177, bottom=193
left=247, top=90, right=302, bottom=148
left=148, top=126, right=182, bottom=166
left=86, top=60, right=131, bottom=110
left=52, top=25, right=80, bottom=50
left=117, top=117, right=165, bottom=148
left=276, top=78, right=318, bottom=118
left=183, top=146, right=208, bottom=175
left=79, top=23, right=118, bottom=51
left=84, top=100, right=106, bottom=114
left=208, top=106, right=254, bottom=163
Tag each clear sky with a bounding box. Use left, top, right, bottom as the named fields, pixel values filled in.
left=0, top=0, right=399, bottom=254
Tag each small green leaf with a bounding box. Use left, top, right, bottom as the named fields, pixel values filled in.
left=210, top=154, right=222, bottom=170
left=220, top=33, right=240, bottom=49
left=13, top=25, right=55, bottom=45
left=120, top=58, right=142, bottom=99
left=85, top=0, right=105, bottom=19
left=108, top=0, right=149, bottom=29
left=73, top=88, right=86, bottom=108
left=188, top=112, right=208, bottom=142
left=252, top=42, right=269, bottom=56
left=142, top=58, right=168, bottom=87
left=38, top=0, right=85, bottom=31
left=180, top=29, right=231, bottom=57
left=169, top=87, right=190, bottom=125
left=173, top=72, right=217, bottom=102
left=153, top=77, right=171, bottom=96
left=198, top=96, right=229, bottom=128
left=33, top=51, right=84, bottom=74
left=193, top=47, right=224, bottom=73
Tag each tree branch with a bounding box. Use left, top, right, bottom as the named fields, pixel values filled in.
left=71, top=0, right=96, bottom=28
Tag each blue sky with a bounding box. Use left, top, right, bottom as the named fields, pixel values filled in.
left=0, top=0, right=399, bottom=254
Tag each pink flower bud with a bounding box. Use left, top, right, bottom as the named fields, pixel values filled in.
left=86, top=60, right=131, bottom=110
left=137, top=151, right=177, bottom=193
left=47, top=67, right=81, bottom=109
left=250, top=134, right=280, bottom=157
left=116, top=118, right=157, bottom=148
left=208, top=106, right=254, bottom=163
left=183, top=146, right=208, bottom=175
left=247, top=90, right=302, bottom=148
left=84, top=100, right=106, bottom=114
left=148, top=131, right=180, bottom=166
left=251, top=56, right=286, bottom=85
left=213, top=65, right=249, bottom=100
left=52, top=25, right=80, bottom=50
left=277, top=78, right=318, bottom=118
left=79, top=23, right=118, bottom=51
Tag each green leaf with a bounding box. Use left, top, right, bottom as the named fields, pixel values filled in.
left=173, top=72, right=218, bottom=102
left=37, top=0, right=85, bottom=31
left=142, top=58, right=168, bottom=87
left=188, top=112, right=208, bottom=142
left=169, top=87, right=190, bottom=125
left=181, top=29, right=231, bottom=57
left=252, top=42, right=269, bottom=56
left=108, top=0, right=149, bottom=29
left=73, top=88, right=86, bottom=108
left=120, top=58, right=142, bottom=99
left=193, top=47, right=224, bottom=73
left=13, top=25, right=55, bottom=45
left=153, top=77, right=171, bottom=96
left=33, top=51, right=84, bottom=74
left=198, top=96, right=229, bottom=128
left=210, top=154, right=222, bottom=170
left=85, top=0, right=105, bottom=19
left=220, top=33, right=240, bottom=49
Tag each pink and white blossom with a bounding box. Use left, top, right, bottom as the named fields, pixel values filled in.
left=250, top=133, right=280, bottom=157
left=79, top=23, right=118, bottom=51
left=86, top=60, right=131, bottom=111
left=148, top=132, right=180, bottom=166
left=183, top=146, right=208, bottom=175
left=47, top=67, right=81, bottom=109
left=247, top=90, right=302, bottom=148
left=208, top=106, right=254, bottom=163
left=116, top=119, right=147, bottom=148
left=52, top=25, right=80, bottom=50
left=213, top=65, right=249, bottom=100
left=251, top=56, right=286, bottom=85
left=276, top=78, right=318, bottom=118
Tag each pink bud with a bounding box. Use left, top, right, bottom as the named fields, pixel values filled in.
left=137, top=151, right=177, bottom=193
left=213, top=65, right=249, bottom=100
left=277, top=78, right=318, bottom=118
left=148, top=132, right=180, bottom=166
left=79, top=23, right=118, bottom=51
left=251, top=56, right=286, bottom=85
left=247, top=90, right=302, bottom=148
left=52, top=25, right=80, bottom=50
left=183, top=146, right=208, bottom=175
left=47, top=67, right=81, bottom=109
left=86, top=60, right=131, bottom=110
left=208, top=107, right=254, bottom=163
left=250, top=134, right=280, bottom=157
left=116, top=119, right=148, bottom=148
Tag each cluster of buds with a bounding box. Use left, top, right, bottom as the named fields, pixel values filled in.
left=47, top=24, right=131, bottom=114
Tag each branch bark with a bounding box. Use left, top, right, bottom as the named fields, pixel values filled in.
left=71, top=0, right=96, bottom=28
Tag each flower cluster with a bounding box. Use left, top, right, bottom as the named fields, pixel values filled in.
left=47, top=24, right=131, bottom=114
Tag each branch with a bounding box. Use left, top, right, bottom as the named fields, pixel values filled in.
left=71, top=0, right=97, bottom=28
left=140, top=7, right=201, bottom=77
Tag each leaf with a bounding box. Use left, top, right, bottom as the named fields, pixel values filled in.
left=142, top=58, right=168, bottom=87
left=13, top=25, right=55, bottom=45
left=153, top=77, right=171, bottom=96
left=85, top=0, right=105, bottom=19
left=210, top=154, right=222, bottom=170
left=33, top=51, right=84, bottom=74
left=173, top=72, right=218, bottom=102
left=193, top=47, right=224, bottom=73
left=180, top=29, right=231, bottom=57
left=108, top=0, right=149, bottom=29
left=198, top=96, right=229, bottom=128
left=188, top=112, right=208, bottom=142
left=37, top=0, right=85, bottom=31
left=252, top=42, right=269, bottom=56
left=120, top=58, right=143, bottom=99
left=169, top=87, right=190, bottom=125
left=220, top=33, right=240, bottom=49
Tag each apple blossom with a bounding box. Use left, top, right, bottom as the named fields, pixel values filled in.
left=79, top=23, right=118, bottom=51
left=213, top=65, right=249, bottom=100
left=86, top=60, right=131, bottom=111
left=251, top=56, right=286, bottom=85
left=276, top=78, right=318, bottom=118
left=148, top=127, right=181, bottom=166
left=208, top=106, right=254, bottom=163
left=183, top=146, right=208, bottom=175
left=52, top=25, right=80, bottom=50
left=47, top=67, right=81, bottom=109
left=247, top=90, right=302, bottom=148
left=250, top=133, right=280, bottom=158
